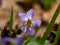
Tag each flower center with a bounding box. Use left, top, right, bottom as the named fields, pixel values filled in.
left=26, top=19, right=32, bottom=27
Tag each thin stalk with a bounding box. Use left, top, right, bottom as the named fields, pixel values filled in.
left=40, top=4, right=60, bottom=45
left=54, top=23, right=60, bottom=45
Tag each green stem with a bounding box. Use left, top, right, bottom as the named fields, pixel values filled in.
left=40, top=4, right=60, bottom=45
left=9, top=6, right=13, bottom=31
left=54, top=23, right=60, bottom=45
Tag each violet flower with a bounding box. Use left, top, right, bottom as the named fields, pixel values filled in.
left=19, top=9, right=41, bottom=35
left=1, top=36, right=24, bottom=45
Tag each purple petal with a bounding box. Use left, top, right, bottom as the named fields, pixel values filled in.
left=0, top=38, right=2, bottom=45
left=1, top=37, right=24, bottom=45
left=34, top=20, right=41, bottom=26
left=17, top=36, right=24, bottom=45
left=21, top=27, right=25, bottom=31
left=26, top=26, right=35, bottom=35
left=2, top=37, right=11, bottom=42
left=21, top=27, right=35, bottom=36
left=20, top=21, right=25, bottom=26
left=19, top=13, right=26, bottom=21
left=26, top=9, right=34, bottom=19
left=2, top=37, right=11, bottom=45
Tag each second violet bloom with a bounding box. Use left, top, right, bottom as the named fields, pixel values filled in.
left=19, top=9, right=41, bottom=36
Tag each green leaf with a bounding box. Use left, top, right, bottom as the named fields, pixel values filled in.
left=40, top=4, right=60, bottom=45
left=23, top=36, right=34, bottom=45
left=43, top=0, right=56, bottom=9
left=32, top=0, right=56, bottom=10
left=53, top=23, right=60, bottom=45
left=26, top=37, right=39, bottom=45
left=34, top=26, right=40, bottom=33
left=37, top=37, right=50, bottom=45
left=25, top=37, right=50, bottom=45
left=9, top=6, right=13, bottom=31
left=44, top=42, right=50, bottom=45
left=36, top=37, right=41, bottom=43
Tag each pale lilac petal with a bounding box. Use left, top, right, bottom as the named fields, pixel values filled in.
left=20, top=21, right=25, bottom=26
left=26, top=27, right=35, bottom=35
left=26, top=9, right=34, bottom=19
left=19, top=13, right=26, bottom=21
left=34, top=20, right=41, bottom=26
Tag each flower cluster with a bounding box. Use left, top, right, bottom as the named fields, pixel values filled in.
left=0, top=9, right=41, bottom=45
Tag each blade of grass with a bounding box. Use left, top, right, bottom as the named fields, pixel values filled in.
left=40, top=4, right=60, bottom=45
left=9, top=6, right=13, bottom=31
left=53, top=23, right=60, bottom=45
